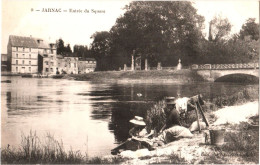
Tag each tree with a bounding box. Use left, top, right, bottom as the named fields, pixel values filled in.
left=209, top=15, right=232, bottom=42
left=56, top=38, right=65, bottom=55
left=73, top=45, right=91, bottom=59
left=56, top=38, right=73, bottom=55
left=109, top=1, right=205, bottom=68
left=239, top=18, right=259, bottom=41
left=65, top=44, right=72, bottom=54
left=90, top=31, right=112, bottom=70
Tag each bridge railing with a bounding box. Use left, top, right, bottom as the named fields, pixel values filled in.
left=192, top=63, right=259, bottom=70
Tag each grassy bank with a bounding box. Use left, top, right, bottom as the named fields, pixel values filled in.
left=67, top=69, right=205, bottom=82
left=1, top=131, right=125, bottom=164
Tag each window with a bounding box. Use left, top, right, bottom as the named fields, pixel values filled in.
left=16, top=60, right=18, bottom=65
left=23, top=54, right=25, bottom=58
left=46, top=68, right=49, bottom=72
left=29, top=61, right=31, bottom=65
left=29, top=54, right=31, bottom=59
left=16, top=67, right=18, bottom=72
left=16, top=54, right=18, bottom=58
left=16, top=47, right=18, bottom=51
left=22, top=60, right=24, bottom=65
left=50, top=62, right=53, bottom=66
left=50, top=68, right=53, bottom=72
left=23, top=47, right=25, bottom=51
left=29, top=67, right=31, bottom=72
left=29, top=48, right=31, bottom=52
left=74, top=63, right=76, bottom=68
left=46, top=61, right=48, bottom=65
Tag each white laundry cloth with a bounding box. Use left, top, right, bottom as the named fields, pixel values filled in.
left=175, top=97, right=190, bottom=114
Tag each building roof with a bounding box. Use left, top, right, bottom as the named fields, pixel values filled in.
left=9, top=35, right=56, bottom=49
left=35, top=38, right=56, bottom=49
left=9, top=35, right=38, bottom=48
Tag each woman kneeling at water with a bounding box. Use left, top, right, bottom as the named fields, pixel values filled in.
left=129, top=116, right=153, bottom=138
left=111, top=116, right=154, bottom=154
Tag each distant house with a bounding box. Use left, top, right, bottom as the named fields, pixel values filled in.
left=36, top=39, right=57, bottom=75
left=1, top=54, right=8, bottom=71
left=7, top=35, right=56, bottom=74
left=77, top=58, right=96, bottom=73
left=56, top=56, right=78, bottom=74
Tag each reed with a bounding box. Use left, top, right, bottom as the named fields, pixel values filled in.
left=146, top=100, right=167, bottom=132
left=1, top=131, right=124, bottom=164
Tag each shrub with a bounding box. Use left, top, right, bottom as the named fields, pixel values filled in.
left=146, top=100, right=167, bottom=133
left=212, top=87, right=258, bottom=108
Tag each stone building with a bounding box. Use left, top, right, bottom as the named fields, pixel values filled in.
left=7, top=35, right=56, bottom=74
left=77, top=58, right=96, bottom=73
left=56, top=56, right=78, bottom=74
left=7, top=35, right=39, bottom=73
left=36, top=38, right=57, bottom=75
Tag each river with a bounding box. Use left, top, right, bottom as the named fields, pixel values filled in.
left=1, top=76, right=258, bottom=157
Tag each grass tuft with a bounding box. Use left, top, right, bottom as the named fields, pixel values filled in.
left=146, top=100, right=167, bottom=133
left=1, top=131, right=125, bottom=164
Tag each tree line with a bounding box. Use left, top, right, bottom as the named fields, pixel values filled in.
left=56, top=1, right=259, bottom=71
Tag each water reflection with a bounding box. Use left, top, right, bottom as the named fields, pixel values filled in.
left=1, top=76, right=258, bottom=157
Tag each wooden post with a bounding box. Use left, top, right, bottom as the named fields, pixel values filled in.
left=194, top=104, right=201, bottom=132
left=197, top=102, right=209, bottom=127
left=131, top=55, right=134, bottom=71
left=145, top=59, right=148, bottom=71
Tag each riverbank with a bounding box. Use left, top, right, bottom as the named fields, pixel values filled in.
left=120, top=101, right=259, bottom=164
left=67, top=69, right=205, bottom=82
left=2, top=100, right=258, bottom=164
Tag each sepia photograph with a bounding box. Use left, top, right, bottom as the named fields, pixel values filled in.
left=1, top=0, right=259, bottom=164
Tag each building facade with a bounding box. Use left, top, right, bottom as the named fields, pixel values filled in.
left=77, top=58, right=96, bottom=73
left=7, top=35, right=56, bottom=74
left=56, top=56, right=78, bottom=74
left=7, top=36, right=39, bottom=73
left=37, top=39, right=57, bottom=75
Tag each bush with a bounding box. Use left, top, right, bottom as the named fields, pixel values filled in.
left=146, top=100, right=167, bottom=133
left=212, top=87, right=258, bottom=108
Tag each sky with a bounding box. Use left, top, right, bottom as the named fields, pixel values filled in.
left=1, top=0, right=259, bottom=54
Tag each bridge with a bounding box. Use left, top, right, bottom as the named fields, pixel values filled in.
left=191, top=63, right=259, bottom=82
